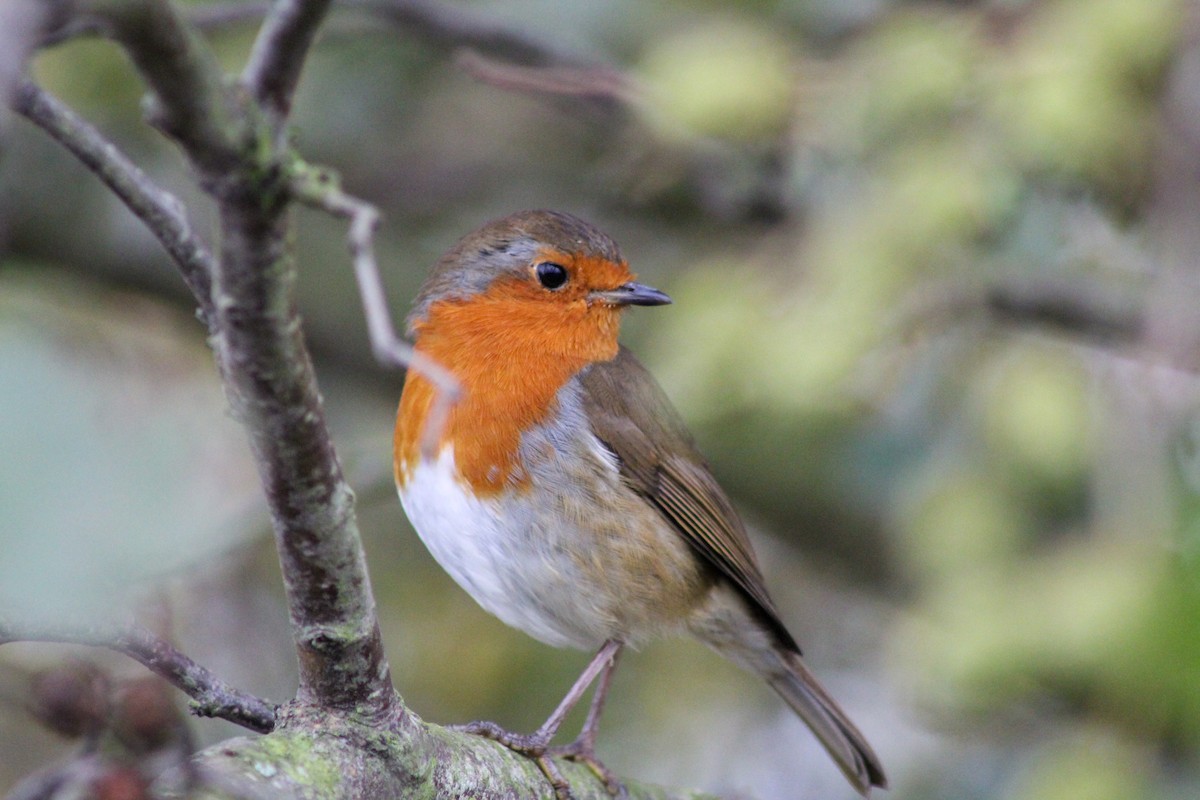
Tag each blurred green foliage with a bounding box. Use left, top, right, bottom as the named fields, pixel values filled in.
left=2, top=0, right=1199, bottom=798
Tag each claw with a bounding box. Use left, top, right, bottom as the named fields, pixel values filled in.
left=551, top=740, right=626, bottom=798
left=535, top=754, right=574, bottom=800
left=453, top=719, right=578, bottom=798
left=452, top=720, right=548, bottom=753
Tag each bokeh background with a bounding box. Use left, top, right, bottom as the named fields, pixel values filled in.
left=3, top=0, right=1199, bottom=798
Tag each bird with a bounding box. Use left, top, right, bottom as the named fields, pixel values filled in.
left=393, top=209, right=886, bottom=798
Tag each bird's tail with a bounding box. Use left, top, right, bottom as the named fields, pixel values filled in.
left=767, top=650, right=888, bottom=796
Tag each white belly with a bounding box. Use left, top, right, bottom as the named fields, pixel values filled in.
left=398, top=439, right=706, bottom=651
left=399, top=447, right=609, bottom=649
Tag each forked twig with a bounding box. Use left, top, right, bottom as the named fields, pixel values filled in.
left=242, top=0, right=334, bottom=128
left=290, top=167, right=461, bottom=456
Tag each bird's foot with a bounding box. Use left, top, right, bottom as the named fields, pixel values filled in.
left=451, top=721, right=577, bottom=799
left=452, top=719, right=549, bottom=753
left=550, top=738, right=626, bottom=798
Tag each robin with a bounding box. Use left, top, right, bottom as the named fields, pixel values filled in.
left=394, top=210, right=886, bottom=798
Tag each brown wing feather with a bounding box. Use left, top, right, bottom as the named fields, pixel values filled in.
left=579, top=347, right=799, bottom=653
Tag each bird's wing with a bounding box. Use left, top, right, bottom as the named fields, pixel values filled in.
left=579, top=346, right=798, bottom=653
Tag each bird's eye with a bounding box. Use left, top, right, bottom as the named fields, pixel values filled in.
left=535, top=262, right=569, bottom=290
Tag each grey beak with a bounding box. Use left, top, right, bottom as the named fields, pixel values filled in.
left=591, top=281, right=672, bottom=307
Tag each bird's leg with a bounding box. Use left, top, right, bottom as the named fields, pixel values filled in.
left=455, top=639, right=624, bottom=799
left=550, top=641, right=625, bottom=796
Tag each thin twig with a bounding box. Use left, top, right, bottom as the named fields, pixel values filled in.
left=454, top=50, right=632, bottom=104
left=0, top=619, right=277, bottom=734
left=41, top=1, right=624, bottom=116
left=11, top=79, right=216, bottom=322
left=290, top=167, right=461, bottom=456
left=242, top=0, right=334, bottom=130
left=894, top=280, right=1147, bottom=350
left=884, top=279, right=1200, bottom=377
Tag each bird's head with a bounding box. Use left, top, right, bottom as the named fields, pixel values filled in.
left=407, top=210, right=670, bottom=367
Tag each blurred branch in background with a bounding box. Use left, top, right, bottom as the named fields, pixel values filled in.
left=0, top=619, right=276, bottom=734
left=348, top=0, right=587, bottom=67
left=7, top=664, right=199, bottom=800
left=896, top=277, right=1146, bottom=360
left=983, top=282, right=1143, bottom=349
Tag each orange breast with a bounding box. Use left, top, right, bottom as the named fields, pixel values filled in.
left=394, top=274, right=624, bottom=496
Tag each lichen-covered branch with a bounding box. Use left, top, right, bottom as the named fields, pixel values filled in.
left=211, top=179, right=396, bottom=717
left=192, top=717, right=719, bottom=800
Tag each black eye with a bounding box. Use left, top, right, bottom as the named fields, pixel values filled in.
left=535, top=262, right=568, bottom=290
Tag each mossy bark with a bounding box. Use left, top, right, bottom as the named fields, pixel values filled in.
left=181, top=702, right=716, bottom=800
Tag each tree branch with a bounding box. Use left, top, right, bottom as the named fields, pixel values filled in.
left=83, top=0, right=397, bottom=718
left=0, top=619, right=276, bottom=734
left=193, top=721, right=719, bottom=800
left=242, top=0, right=334, bottom=131
left=10, top=79, right=216, bottom=322
left=211, top=179, right=398, bottom=717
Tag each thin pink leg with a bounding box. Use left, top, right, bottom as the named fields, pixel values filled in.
left=558, top=641, right=622, bottom=754
left=531, top=639, right=623, bottom=743
left=457, top=639, right=625, bottom=799
left=552, top=642, right=626, bottom=796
